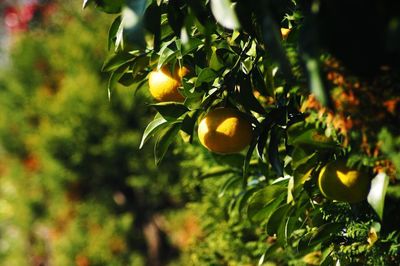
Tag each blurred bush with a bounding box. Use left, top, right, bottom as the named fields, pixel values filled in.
left=0, top=2, right=198, bottom=265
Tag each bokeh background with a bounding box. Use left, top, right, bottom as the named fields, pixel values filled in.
left=0, top=1, right=267, bottom=265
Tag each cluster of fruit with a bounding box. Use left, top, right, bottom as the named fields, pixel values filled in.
left=148, top=66, right=252, bottom=154
left=147, top=65, right=371, bottom=204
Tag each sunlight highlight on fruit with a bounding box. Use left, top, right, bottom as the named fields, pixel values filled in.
left=198, top=108, right=252, bottom=154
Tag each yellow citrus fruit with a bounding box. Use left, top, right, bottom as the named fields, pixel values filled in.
left=318, top=159, right=371, bottom=203
left=281, top=28, right=291, bottom=40
left=198, top=108, right=253, bottom=154
left=148, top=66, right=188, bottom=102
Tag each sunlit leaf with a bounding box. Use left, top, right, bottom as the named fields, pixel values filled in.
left=102, top=52, right=135, bottom=72
left=108, top=16, right=121, bottom=50
left=139, top=117, right=169, bottom=149
left=82, top=0, right=91, bottom=9
left=210, top=0, right=240, bottom=30
left=151, top=102, right=189, bottom=120
left=367, top=172, right=390, bottom=220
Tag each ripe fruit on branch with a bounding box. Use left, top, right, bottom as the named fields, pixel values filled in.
left=318, top=159, right=371, bottom=203
left=280, top=28, right=291, bottom=40
left=198, top=108, right=253, bottom=154
left=148, top=66, right=188, bottom=102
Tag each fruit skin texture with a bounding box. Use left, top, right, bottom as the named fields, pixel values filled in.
left=198, top=108, right=253, bottom=154
left=318, top=160, right=371, bottom=203
left=148, top=66, right=187, bottom=102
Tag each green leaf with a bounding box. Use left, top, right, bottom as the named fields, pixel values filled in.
left=139, top=117, right=168, bottom=149
left=144, top=3, right=161, bottom=49
left=195, top=68, right=218, bottom=87
left=266, top=203, right=291, bottom=236
left=247, top=189, right=286, bottom=222
left=298, top=223, right=343, bottom=252
left=82, top=0, right=91, bottom=9
left=198, top=166, right=237, bottom=180
left=210, top=47, right=224, bottom=71
left=213, top=153, right=245, bottom=170
left=118, top=72, right=135, bottom=87
left=291, top=147, right=317, bottom=169
left=258, top=243, right=280, bottom=266
left=290, top=129, right=338, bottom=149
left=180, top=111, right=199, bottom=143
left=252, top=66, right=273, bottom=97
left=309, top=223, right=344, bottom=246
left=237, top=74, right=266, bottom=114
left=154, top=122, right=181, bottom=165
left=256, top=119, right=273, bottom=161
left=261, top=15, right=294, bottom=84
left=218, top=175, right=241, bottom=197
left=235, top=187, right=259, bottom=217
left=367, top=172, right=390, bottom=220
left=167, top=0, right=185, bottom=36
left=320, top=246, right=335, bottom=266
left=107, top=65, right=129, bottom=100
left=108, top=16, right=121, bottom=50
left=151, top=102, right=189, bottom=120
left=242, top=136, right=258, bottom=187
left=94, top=0, right=124, bottom=14
left=102, top=52, right=135, bottom=72
left=210, top=0, right=240, bottom=30
left=157, top=47, right=179, bottom=69
left=268, top=126, right=284, bottom=177
left=182, top=38, right=204, bottom=56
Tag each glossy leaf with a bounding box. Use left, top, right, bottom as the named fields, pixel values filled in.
left=195, top=68, right=218, bottom=87
left=367, top=172, right=390, bottom=220
left=266, top=203, right=291, bottom=236
left=107, top=65, right=129, bottom=100
left=108, top=16, right=121, bottom=50
left=218, top=175, right=241, bottom=197
left=102, top=52, right=135, bottom=72
left=139, top=117, right=169, bottom=149
left=247, top=188, right=286, bottom=223
left=210, top=0, right=240, bottom=30
left=94, top=0, right=124, bottom=14
left=154, top=122, right=181, bottom=165
left=151, top=102, right=189, bottom=120
left=290, top=129, right=337, bottom=149
left=82, top=0, right=91, bottom=9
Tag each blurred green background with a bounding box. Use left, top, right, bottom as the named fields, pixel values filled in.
left=0, top=1, right=267, bottom=265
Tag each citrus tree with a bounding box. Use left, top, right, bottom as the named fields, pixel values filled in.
left=83, top=0, right=400, bottom=264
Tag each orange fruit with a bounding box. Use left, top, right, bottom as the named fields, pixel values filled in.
left=198, top=108, right=253, bottom=154
left=148, top=66, right=188, bottom=102
left=318, top=159, right=371, bottom=203
left=281, top=28, right=291, bottom=40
